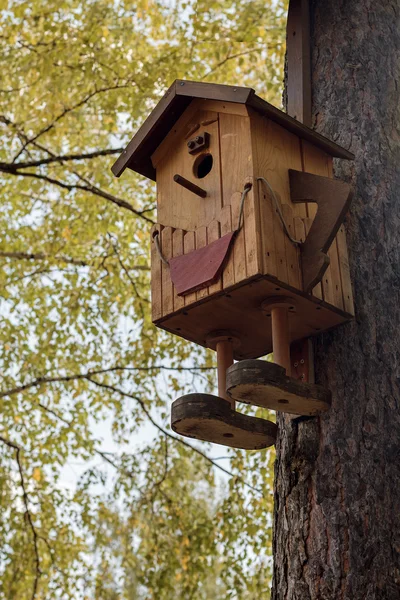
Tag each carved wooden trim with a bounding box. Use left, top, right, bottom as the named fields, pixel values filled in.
left=289, top=169, right=353, bottom=292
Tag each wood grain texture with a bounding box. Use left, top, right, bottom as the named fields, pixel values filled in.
left=207, top=219, right=223, bottom=295
left=219, top=205, right=235, bottom=288
left=286, top=0, right=312, bottom=127
left=155, top=274, right=353, bottom=360
left=171, top=393, right=277, bottom=450
left=219, top=113, right=258, bottom=284
left=150, top=226, right=163, bottom=321
left=226, top=359, right=331, bottom=416
left=160, top=227, right=173, bottom=316
left=251, top=114, right=303, bottom=284
left=195, top=226, right=208, bottom=301
left=172, top=228, right=185, bottom=311
left=156, top=110, right=222, bottom=232
left=183, top=231, right=196, bottom=307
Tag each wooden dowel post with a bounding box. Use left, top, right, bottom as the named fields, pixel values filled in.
left=216, top=340, right=235, bottom=408
left=271, top=306, right=291, bottom=375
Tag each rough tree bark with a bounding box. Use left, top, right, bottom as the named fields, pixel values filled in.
left=273, top=2, right=400, bottom=599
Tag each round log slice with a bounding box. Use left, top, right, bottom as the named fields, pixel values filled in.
left=226, top=359, right=331, bottom=416
left=171, top=393, right=277, bottom=450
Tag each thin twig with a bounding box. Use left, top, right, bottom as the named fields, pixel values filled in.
left=0, top=435, right=41, bottom=599
left=0, top=365, right=215, bottom=399
left=85, top=377, right=262, bottom=493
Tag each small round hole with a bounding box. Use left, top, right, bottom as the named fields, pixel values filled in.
left=316, top=307, right=321, bottom=311
left=193, top=153, right=213, bottom=179
left=223, top=433, right=234, bottom=438
left=275, top=288, right=281, bottom=291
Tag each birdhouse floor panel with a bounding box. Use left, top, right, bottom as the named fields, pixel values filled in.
left=154, top=274, right=353, bottom=361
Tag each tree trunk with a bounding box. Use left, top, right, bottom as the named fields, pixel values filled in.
left=272, top=2, right=400, bottom=599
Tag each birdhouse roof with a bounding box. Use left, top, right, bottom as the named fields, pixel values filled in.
left=112, top=80, right=354, bottom=181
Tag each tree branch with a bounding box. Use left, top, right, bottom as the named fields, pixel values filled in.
left=0, top=169, right=155, bottom=223
left=0, top=365, right=215, bottom=399
left=11, top=82, right=135, bottom=162
left=0, top=251, right=150, bottom=271
left=85, top=377, right=262, bottom=493
left=0, top=147, right=124, bottom=171
left=0, top=435, right=41, bottom=599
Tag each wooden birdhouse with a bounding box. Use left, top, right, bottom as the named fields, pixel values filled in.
left=112, top=80, right=354, bottom=450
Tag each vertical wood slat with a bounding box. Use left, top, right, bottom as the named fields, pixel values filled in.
left=251, top=115, right=303, bottom=285
left=183, top=231, right=196, bottom=307
left=256, top=179, right=277, bottom=277
left=303, top=217, right=323, bottom=300
left=161, top=227, right=173, bottom=317
left=282, top=204, right=301, bottom=289
left=274, top=193, right=289, bottom=285
left=220, top=205, right=235, bottom=288
left=231, top=192, right=247, bottom=283
left=336, top=225, right=355, bottom=314
left=172, top=228, right=185, bottom=312
left=286, top=0, right=312, bottom=128
left=195, top=226, right=208, bottom=301
left=151, top=225, right=163, bottom=321
left=207, top=219, right=222, bottom=295
left=219, top=113, right=257, bottom=285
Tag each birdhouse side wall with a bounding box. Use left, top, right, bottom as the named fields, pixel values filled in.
left=250, top=113, right=354, bottom=316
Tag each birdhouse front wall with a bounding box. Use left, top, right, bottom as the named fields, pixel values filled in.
left=150, top=100, right=354, bottom=358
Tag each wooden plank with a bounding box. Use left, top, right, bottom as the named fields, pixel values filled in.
left=157, top=274, right=353, bottom=360
left=282, top=204, right=301, bottom=289
left=207, top=219, right=222, bottom=295
left=255, top=177, right=277, bottom=278
left=336, top=225, right=355, bottom=314
left=230, top=192, right=247, bottom=283
left=219, top=113, right=261, bottom=284
left=286, top=0, right=312, bottom=127
left=172, top=228, right=185, bottom=311
left=251, top=114, right=303, bottom=285
left=304, top=217, right=323, bottom=300
left=151, top=100, right=206, bottom=168
left=160, top=227, right=173, bottom=317
left=219, top=205, right=235, bottom=288
left=195, top=226, right=208, bottom=300
left=183, top=231, right=196, bottom=307
left=156, top=110, right=223, bottom=231
left=294, top=216, right=306, bottom=243
left=151, top=225, right=163, bottom=322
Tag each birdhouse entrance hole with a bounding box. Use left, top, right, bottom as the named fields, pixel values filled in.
left=193, top=153, right=213, bottom=179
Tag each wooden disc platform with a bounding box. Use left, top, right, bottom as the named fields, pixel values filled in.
left=226, top=360, right=331, bottom=416
left=171, top=393, right=277, bottom=450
